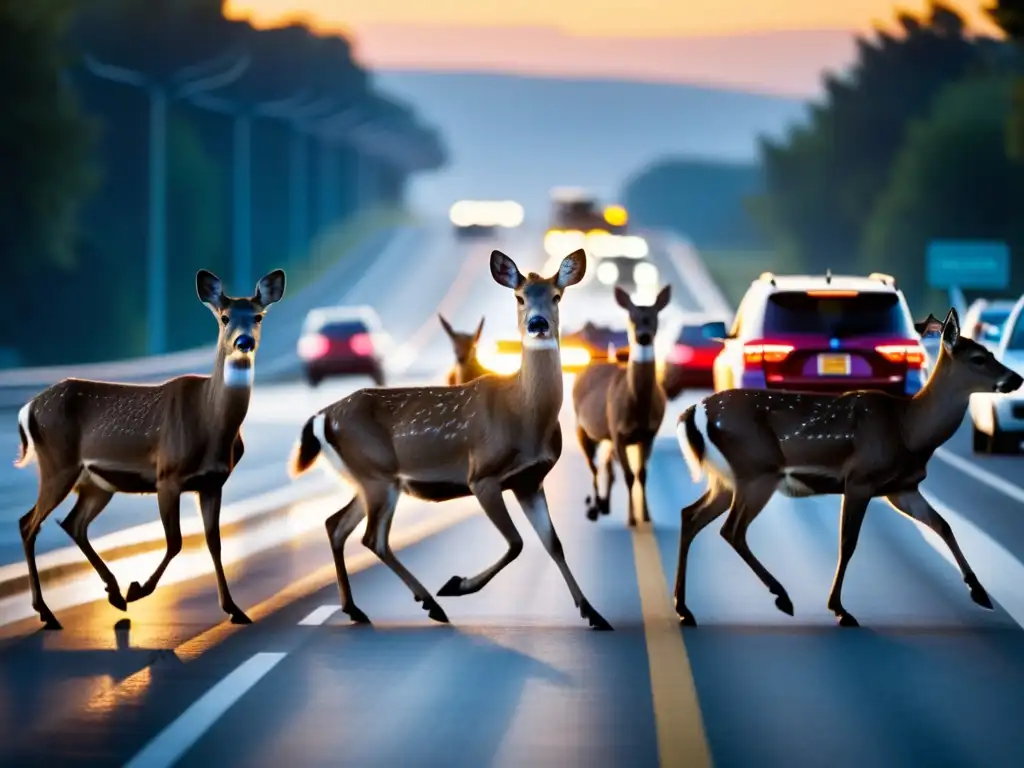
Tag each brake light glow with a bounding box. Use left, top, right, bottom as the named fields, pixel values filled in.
left=668, top=344, right=694, bottom=364
left=875, top=343, right=925, bottom=368
left=743, top=342, right=794, bottom=366
left=298, top=333, right=330, bottom=360
left=806, top=290, right=859, bottom=297
left=349, top=332, right=374, bottom=356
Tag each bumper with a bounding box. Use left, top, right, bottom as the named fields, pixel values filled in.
left=454, top=225, right=496, bottom=238
left=970, top=393, right=1024, bottom=435
left=306, top=358, right=383, bottom=379
left=734, top=370, right=924, bottom=396
left=663, top=365, right=714, bottom=395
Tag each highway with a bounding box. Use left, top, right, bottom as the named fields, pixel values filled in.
left=2, top=226, right=1024, bottom=767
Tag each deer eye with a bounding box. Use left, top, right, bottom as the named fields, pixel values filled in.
left=553, top=294, right=561, bottom=304
left=969, top=353, right=986, bottom=364
left=220, top=315, right=230, bottom=326
left=253, top=314, right=263, bottom=324
left=516, top=295, right=525, bottom=306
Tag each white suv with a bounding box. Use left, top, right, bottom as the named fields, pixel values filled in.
left=969, top=294, right=1024, bottom=454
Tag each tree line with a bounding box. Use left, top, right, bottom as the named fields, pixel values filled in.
left=0, top=0, right=446, bottom=366
left=623, top=2, right=1024, bottom=314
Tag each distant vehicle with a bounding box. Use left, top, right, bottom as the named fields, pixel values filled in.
left=662, top=323, right=724, bottom=397
left=548, top=188, right=628, bottom=235
left=592, top=256, right=660, bottom=293
left=448, top=200, right=524, bottom=239
left=969, top=294, right=1024, bottom=453
left=962, top=298, right=1016, bottom=352
left=297, top=306, right=387, bottom=387
left=705, top=271, right=928, bottom=397
left=479, top=321, right=628, bottom=376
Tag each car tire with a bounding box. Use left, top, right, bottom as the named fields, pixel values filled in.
left=991, top=428, right=1022, bottom=455
left=306, top=373, right=321, bottom=388
left=972, top=424, right=990, bottom=453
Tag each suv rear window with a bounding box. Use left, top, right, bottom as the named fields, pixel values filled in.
left=315, top=320, right=369, bottom=338
left=763, top=291, right=913, bottom=337
left=677, top=325, right=720, bottom=346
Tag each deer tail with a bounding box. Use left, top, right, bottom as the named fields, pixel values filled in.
left=288, top=414, right=324, bottom=478
left=14, top=401, right=37, bottom=469
left=676, top=405, right=706, bottom=484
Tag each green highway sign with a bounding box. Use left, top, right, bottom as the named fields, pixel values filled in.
left=926, top=241, right=1010, bottom=290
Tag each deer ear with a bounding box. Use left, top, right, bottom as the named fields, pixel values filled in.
left=555, top=248, right=587, bottom=288
left=197, top=270, right=226, bottom=310
left=942, top=307, right=960, bottom=346
left=438, top=314, right=455, bottom=338
left=613, top=286, right=632, bottom=310
left=473, top=316, right=485, bottom=342
left=653, top=284, right=672, bottom=312
left=254, top=269, right=285, bottom=308
left=490, top=250, right=524, bottom=290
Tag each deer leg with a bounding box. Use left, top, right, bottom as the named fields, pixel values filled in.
left=438, top=478, right=524, bottom=596
left=636, top=439, right=655, bottom=524
left=826, top=492, right=871, bottom=627
left=576, top=426, right=602, bottom=521
left=125, top=484, right=182, bottom=602
left=720, top=478, right=794, bottom=617
left=599, top=446, right=615, bottom=516
left=614, top=439, right=637, bottom=527
left=886, top=490, right=992, bottom=610
left=197, top=489, right=250, bottom=624
left=513, top=484, right=613, bottom=630
left=20, top=468, right=78, bottom=630
left=675, top=487, right=732, bottom=626
left=362, top=483, right=449, bottom=624
left=325, top=497, right=370, bottom=623
left=57, top=485, right=125, bottom=611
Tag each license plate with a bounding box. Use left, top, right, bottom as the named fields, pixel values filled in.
left=817, top=353, right=850, bottom=376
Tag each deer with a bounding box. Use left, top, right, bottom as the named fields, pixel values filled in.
left=672, top=307, right=1023, bottom=628
left=439, top=314, right=488, bottom=385
left=572, top=285, right=672, bottom=527
left=287, top=248, right=612, bottom=630
left=13, top=269, right=285, bottom=630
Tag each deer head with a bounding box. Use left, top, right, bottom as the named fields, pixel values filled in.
left=197, top=269, right=286, bottom=387
left=490, top=248, right=586, bottom=348
left=915, top=307, right=1022, bottom=395
left=614, top=285, right=672, bottom=347
left=439, top=314, right=484, bottom=365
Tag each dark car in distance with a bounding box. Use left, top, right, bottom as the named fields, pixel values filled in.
left=662, top=323, right=723, bottom=398
left=297, top=306, right=387, bottom=387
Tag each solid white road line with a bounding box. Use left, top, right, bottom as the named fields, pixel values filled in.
left=933, top=447, right=1024, bottom=506
left=297, top=604, right=340, bottom=626
left=123, top=652, right=287, bottom=768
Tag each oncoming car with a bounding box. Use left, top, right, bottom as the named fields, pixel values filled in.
left=449, top=200, right=524, bottom=239
left=297, top=306, right=388, bottom=387
left=705, top=271, right=928, bottom=396
left=969, top=294, right=1024, bottom=454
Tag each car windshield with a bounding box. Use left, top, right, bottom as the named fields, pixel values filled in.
left=980, top=308, right=1011, bottom=333
left=314, top=319, right=369, bottom=338
left=763, top=291, right=913, bottom=338
left=1006, top=315, right=1024, bottom=350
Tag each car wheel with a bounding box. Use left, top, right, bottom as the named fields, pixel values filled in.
left=972, top=424, right=990, bottom=453
left=991, top=429, right=1022, bottom=455
left=306, top=373, right=321, bottom=388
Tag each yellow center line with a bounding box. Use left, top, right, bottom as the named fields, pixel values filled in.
left=631, top=526, right=713, bottom=767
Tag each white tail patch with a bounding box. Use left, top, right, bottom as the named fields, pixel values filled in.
left=311, top=413, right=349, bottom=479
left=676, top=406, right=735, bottom=488
left=14, top=401, right=36, bottom=469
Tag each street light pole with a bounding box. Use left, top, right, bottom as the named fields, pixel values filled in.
left=83, top=52, right=250, bottom=355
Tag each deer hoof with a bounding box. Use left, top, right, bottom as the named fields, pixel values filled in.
left=774, top=593, right=794, bottom=616
left=40, top=610, right=62, bottom=631
left=437, top=576, right=467, bottom=597
left=344, top=605, right=371, bottom=624
left=107, top=587, right=128, bottom=612
left=229, top=610, right=252, bottom=625
left=580, top=599, right=614, bottom=631
left=125, top=581, right=146, bottom=602
left=837, top=613, right=860, bottom=628
left=585, top=505, right=599, bottom=522
left=677, top=608, right=697, bottom=627
left=969, top=583, right=994, bottom=610
left=425, top=601, right=450, bottom=624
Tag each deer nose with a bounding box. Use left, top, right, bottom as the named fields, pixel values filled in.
left=234, top=334, right=256, bottom=353
left=526, top=316, right=550, bottom=337
left=636, top=331, right=653, bottom=346
left=997, top=371, right=1024, bottom=393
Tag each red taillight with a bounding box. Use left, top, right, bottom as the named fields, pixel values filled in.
left=743, top=342, right=794, bottom=367
left=668, top=344, right=694, bottom=364
left=875, top=343, right=925, bottom=368
left=349, top=332, right=374, bottom=356
left=298, top=333, right=330, bottom=360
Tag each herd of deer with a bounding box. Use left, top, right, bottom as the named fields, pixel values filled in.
left=12, top=248, right=1023, bottom=634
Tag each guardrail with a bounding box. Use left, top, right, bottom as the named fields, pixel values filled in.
left=0, top=225, right=415, bottom=409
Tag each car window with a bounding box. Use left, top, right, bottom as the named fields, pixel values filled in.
left=980, top=308, right=1011, bottom=332
left=763, top=291, right=913, bottom=337
left=677, top=325, right=720, bottom=346
left=1006, top=314, right=1024, bottom=350
left=316, top=320, right=369, bottom=338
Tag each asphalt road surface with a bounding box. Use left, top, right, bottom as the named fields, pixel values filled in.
left=2, top=227, right=1024, bottom=767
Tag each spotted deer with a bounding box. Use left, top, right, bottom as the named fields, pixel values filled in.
left=288, top=248, right=612, bottom=630
left=439, top=314, right=488, bottom=385
left=14, top=269, right=285, bottom=629
left=572, top=285, right=671, bottom=526
left=673, top=307, right=1022, bottom=628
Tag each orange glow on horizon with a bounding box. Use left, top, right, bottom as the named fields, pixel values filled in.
left=225, top=1, right=999, bottom=38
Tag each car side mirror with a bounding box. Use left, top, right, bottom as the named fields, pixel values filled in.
left=701, top=321, right=728, bottom=341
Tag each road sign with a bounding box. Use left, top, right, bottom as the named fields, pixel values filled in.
left=926, top=241, right=1010, bottom=290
